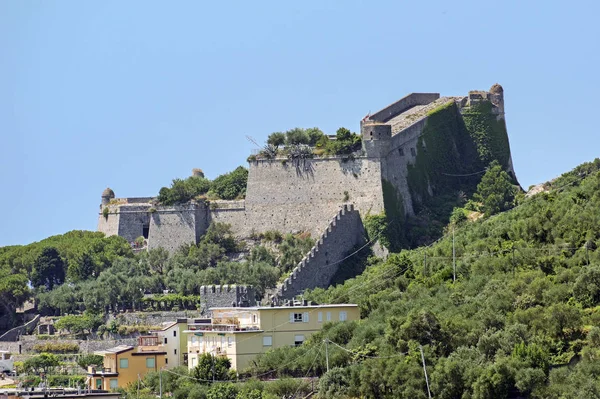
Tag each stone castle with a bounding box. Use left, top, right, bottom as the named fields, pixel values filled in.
left=98, top=84, right=515, bottom=299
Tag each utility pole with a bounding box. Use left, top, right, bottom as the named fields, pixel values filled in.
left=212, top=354, right=215, bottom=383
left=452, top=227, right=456, bottom=283
left=324, top=339, right=330, bottom=373
left=419, top=346, right=432, bottom=399
left=587, top=244, right=590, bottom=266
left=512, top=248, right=516, bottom=277
left=159, top=368, right=162, bottom=399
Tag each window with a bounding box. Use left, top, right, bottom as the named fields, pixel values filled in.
left=96, top=379, right=102, bottom=389
left=303, top=312, right=309, bottom=322
left=110, top=379, right=118, bottom=389
left=191, top=357, right=197, bottom=368
left=119, top=358, right=129, bottom=369
left=291, top=313, right=303, bottom=323
left=252, top=314, right=257, bottom=324
left=326, top=312, right=332, bottom=321
left=191, top=336, right=197, bottom=344
left=173, top=331, right=177, bottom=337
left=165, top=358, right=168, bottom=365
left=398, top=148, right=404, bottom=156
left=339, top=311, right=347, bottom=321
left=263, top=336, right=272, bottom=347
left=318, top=312, right=323, bottom=323
left=228, top=337, right=233, bottom=348
left=164, top=337, right=168, bottom=344
left=410, top=148, right=416, bottom=156
left=294, top=335, right=305, bottom=347
left=174, top=349, right=177, bottom=355
left=146, top=357, right=155, bottom=368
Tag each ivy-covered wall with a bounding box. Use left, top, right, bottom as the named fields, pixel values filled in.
left=406, top=101, right=482, bottom=208
left=462, top=101, right=512, bottom=171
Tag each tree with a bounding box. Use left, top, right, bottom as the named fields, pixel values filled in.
left=573, top=266, right=600, bottom=307
left=473, top=161, right=518, bottom=216
left=67, top=251, right=96, bottom=282
left=306, top=127, right=325, bottom=146
left=285, top=128, right=309, bottom=145
left=211, top=166, right=248, bottom=200
left=77, top=354, right=103, bottom=370
left=31, top=247, right=65, bottom=290
left=192, top=353, right=231, bottom=383
left=267, top=132, right=285, bottom=148
left=23, top=353, right=60, bottom=374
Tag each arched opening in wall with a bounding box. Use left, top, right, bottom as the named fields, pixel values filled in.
left=410, top=148, right=416, bottom=157
left=142, top=224, right=150, bottom=239
left=398, top=148, right=404, bottom=156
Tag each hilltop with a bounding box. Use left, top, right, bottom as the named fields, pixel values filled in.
left=247, top=158, right=600, bottom=398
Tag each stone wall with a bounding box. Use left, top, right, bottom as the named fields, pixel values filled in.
left=209, top=201, right=247, bottom=236
left=0, top=315, right=40, bottom=342
left=381, top=118, right=429, bottom=216
left=277, top=204, right=365, bottom=300
left=111, top=311, right=202, bottom=327
left=242, top=157, right=384, bottom=238
left=117, top=205, right=152, bottom=243
left=199, top=285, right=256, bottom=314
left=148, top=203, right=209, bottom=252
left=369, top=93, right=440, bottom=123
left=0, top=337, right=138, bottom=356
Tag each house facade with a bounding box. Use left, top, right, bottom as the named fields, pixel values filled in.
left=185, top=303, right=359, bottom=372
left=151, top=319, right=188, bottom=368
left=87, top=337, right=167, bottom=390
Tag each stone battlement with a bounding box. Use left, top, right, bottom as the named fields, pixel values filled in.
left=276, top=204, right=365, bottom=300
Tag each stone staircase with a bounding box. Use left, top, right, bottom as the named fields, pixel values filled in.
left=275, top=204, right=365, bottom=301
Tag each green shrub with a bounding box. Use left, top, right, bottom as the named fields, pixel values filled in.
left=32, top=342, right=79, bottom=353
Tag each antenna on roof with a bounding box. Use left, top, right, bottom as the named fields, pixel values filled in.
left=245, top=135, right=261, bottom=148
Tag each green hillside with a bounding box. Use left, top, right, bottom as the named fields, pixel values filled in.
left=252, top=159, right=600, bottom=398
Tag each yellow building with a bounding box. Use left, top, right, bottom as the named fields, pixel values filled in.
left=87, top=336, right=167, bottom=390
left=185, top=303, right=359, bottom=372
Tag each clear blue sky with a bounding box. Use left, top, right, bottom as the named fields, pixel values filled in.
left=1, top=1, right=599, bottom=246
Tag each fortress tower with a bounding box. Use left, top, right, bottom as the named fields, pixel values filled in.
left=101, top=187, right=115, bottom=206
left=360, top=122, right=392, bottom=158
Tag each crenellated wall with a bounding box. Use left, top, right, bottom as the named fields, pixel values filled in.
left=276, top=204, right=365, bottom=300
left=199, top=285, right=257, bottom=314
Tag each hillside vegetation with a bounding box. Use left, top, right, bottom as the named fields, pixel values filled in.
left=246, top=159, right=600, bottom=398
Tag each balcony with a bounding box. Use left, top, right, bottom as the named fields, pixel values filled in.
left=87, top=366, right=118, bottom=376
left=186, top=323, right=260, bottom=333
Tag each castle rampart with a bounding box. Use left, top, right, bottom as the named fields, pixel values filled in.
left=368, top=93, right=440, bottom=123
left=98, top=85, right=516, bottom=300
left=276, top=204, right=365, bottom=300
left=243, top=157, right=384, bottom=238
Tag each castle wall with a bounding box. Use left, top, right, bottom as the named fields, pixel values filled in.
left=381, top=118, right=429, bottom=216
left=209, top=201, right=248, bottom=236
left=369, top=93, right=440, bottom=123
left=199, top=285, right=256, bottom=315
left=148, top=204, right=209, bottom=252
left=277, top=204, right=365, bottom=300
left=117, top=205, right=152, bottom=243
left=97, top=208, right=120, bottom=238
left=242, top=157, right=385, bottom=238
